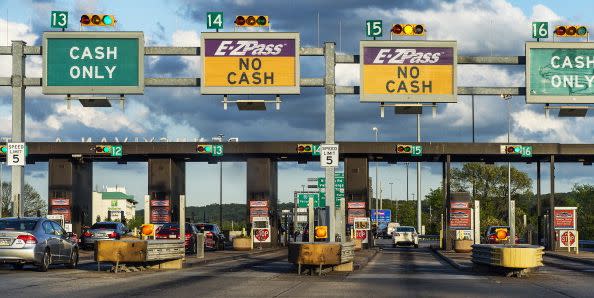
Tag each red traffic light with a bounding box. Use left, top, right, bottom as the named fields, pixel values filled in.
left=234, top=16, right=245, bottom=26
left=391, top=24, right=402, bottom=34
left=80, top=14, right=90, bottom=25
left=555, top=26, right=566, bottom=36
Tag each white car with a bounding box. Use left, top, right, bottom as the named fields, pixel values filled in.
left=392, top=226, right=419, bottom=248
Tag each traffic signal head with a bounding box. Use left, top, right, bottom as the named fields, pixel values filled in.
left=235, top=15, right=269, bottom=27
left=297, top=144, right=313, bottom=153
left=196, top=144, right=213, bottom=154
left=80, top=14, right=116, bottom=26
left=95, top=145, right=112, bottom=154
left=391, top=24, right=425, bottom=36
left=504, top=145, right=522, bottom=154
left=396, top=144, right=412, bottom=154
left=141, top=224, right=155, bottom=237
left=0, top=145, right=6, bottom=154
left=555, top=25, right=588, bottom=37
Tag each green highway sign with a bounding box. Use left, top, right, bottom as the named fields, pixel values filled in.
left=317, top=175, right=344, bottom=189
left=411, top=145, right=423, bottom=156
left=51, top=11, right=68, bottom=29
left=532, top=22, right=548, bottom=39
left=319, top=192, right=342, bottom=208
left=212, top=144, right=224, bottom=156
left=312, top=144, right=321, bottom=156
left=526, top=42, right=594, bottom=103
left=42, top=32, right=145, bottom=95
left=111, top=145, right=123, bottom=157
left=297, top=193, right=322, bottom=208
left=366, top=20, right=382, bottom=38
left=206, top=12, right=223, bottom=30
left=521, top=146, right=532, bottom=158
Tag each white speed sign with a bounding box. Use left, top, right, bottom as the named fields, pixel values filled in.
left=320, top=144, right=339, bottom=168
left=7, top=142, right=25, bottom=166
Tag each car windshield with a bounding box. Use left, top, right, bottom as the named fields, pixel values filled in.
left=195, top=224, right=215, bottom=232
left=0, top=219, right=37, bottom=231
left=91, top=223, right=117, bottom=230
left=396, top=227, right=415, bottom=232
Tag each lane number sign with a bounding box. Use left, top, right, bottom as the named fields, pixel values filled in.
left=207, top=12, right=223, bottom=30
left=51, top=11, right=68, bottom=29
left=7, top=142, right=25, bottom=166
left=320, top=144, right=339, bottom=168
left=532, top=22, right=548, bottom=39
left=366, top=20, right=382, bottom=38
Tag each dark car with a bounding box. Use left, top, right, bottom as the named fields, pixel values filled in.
left=155, top=223, right=198, bottom=253
left=194, top=223, right=225, bottom=250
left=484, top=226, right=519, bottom=244
left=81, top=222, right=129, bottom=250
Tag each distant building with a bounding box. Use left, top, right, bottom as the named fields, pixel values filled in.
left=92, top=187, right=137, bottom=224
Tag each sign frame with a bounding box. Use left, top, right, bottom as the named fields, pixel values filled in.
left=526, top=41, right=594, bottom=104
left=359, top=40, right=458, bottom=103
left=42, top=31, right=145, bottom=95
left=200, top=32, right=300, bottom=95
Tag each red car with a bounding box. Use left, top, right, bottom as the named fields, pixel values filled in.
left=155, top=223, right=198, bottom=253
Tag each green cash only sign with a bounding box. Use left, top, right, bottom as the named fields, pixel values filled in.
left=527, top=42, right=594, bottom=103
left=43, top=32, right=144, bottom=95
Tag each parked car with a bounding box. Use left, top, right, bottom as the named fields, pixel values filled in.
left=0, top=217, right=79, bottom=271
left=81, top=222, right=129, bottom=250
left=484, top=226, right=519, bottom=244
left=155, top=223, right=198, bottom=253
left=194, top=223, right=225, bottom=250
left=393, top=226, right=419, bottom=248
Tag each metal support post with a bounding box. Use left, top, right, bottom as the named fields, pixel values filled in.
left=510, top=200, right=515, bottom=244
left=549, top=155, right=555, bottom=250
left=308, top=196, right=314, bottom=243
left=444, top=155, right=451, bottom=250
left=474, top=200, right=480, bottom=244
left=11, top=41, right=25, bottom=217
left=416, top=116, right=422, bottom=232
left=537, top=161, right=542, bottom=245
left=324, top=42, right=337, bottom=242
left=144, top=195, right=150, bottom=224
left=180, top=194, right=186, bottom=257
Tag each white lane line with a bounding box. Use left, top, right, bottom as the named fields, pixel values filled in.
left=347, top=273, right=484, bottom=280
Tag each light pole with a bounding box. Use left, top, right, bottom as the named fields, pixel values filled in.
left=501, top=94, right=515, bottom=244
left=218, top=133, right=224, bottom=228
left=406, top=162, right=409, bottom=201
left=416, top=114, right=422, bottom=234
left=301, top=184, right=305, bottom=192
left=372, top=127, right=379, bottom=227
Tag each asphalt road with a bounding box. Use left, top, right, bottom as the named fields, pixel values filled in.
left=2, top=240, right=594, bottom=297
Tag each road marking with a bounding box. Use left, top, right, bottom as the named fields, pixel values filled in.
left=348, top=273, right=484, bottom=280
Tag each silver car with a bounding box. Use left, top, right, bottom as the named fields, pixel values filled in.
left=0, top=217, right=79, bottom=271
left=81, top=222, right=129, bottom=249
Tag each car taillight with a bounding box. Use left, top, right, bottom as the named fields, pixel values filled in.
left=17, top=234, right=37, bottom=244
left=108, top=231, right=118, bottom=238
left=83, top=231, right=92, bottom=237
left=156, top=233, right=165, bottom=238
left=206, top=232, right=213, bottom=238
left=185, top=233, right=191, bottom=239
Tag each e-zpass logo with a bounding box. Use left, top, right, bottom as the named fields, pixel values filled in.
left=214, top=40, right=284, bottom=56
left=373, top=48, right=442, bottom=64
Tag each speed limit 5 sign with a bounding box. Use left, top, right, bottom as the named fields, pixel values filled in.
left=320, top=144, right=339, bottom=168
left=7, top=142, right=25, bottom=166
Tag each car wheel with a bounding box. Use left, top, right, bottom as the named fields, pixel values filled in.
left=38, top=249, right=51, bottom=272
left=67, top=249, right=79, bottom=269
left=12, top=263, right=24, bottom=270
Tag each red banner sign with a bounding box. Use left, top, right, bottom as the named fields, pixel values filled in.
left=250, top=207, right=269, bottom=223
left=554, top=208, right=576, bottom=229
left=347, top=202, right=366, bottom=209
left=249, top=200, right=268, bottom=207
left=348, top=208, right=367, bottom=224
left=150, top=200, right=170, bottom=207
left=50, top=198, right=70, bottom=206
left=450, top=201, right=469, bottom=209
left=449, top=208, right=472, bottom=229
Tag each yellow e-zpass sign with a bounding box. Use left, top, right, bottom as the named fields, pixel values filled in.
left=201, top=32, right=300, bottom=94
left=360, top=40, right=457, bottom=102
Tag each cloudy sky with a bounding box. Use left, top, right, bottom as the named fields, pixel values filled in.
left=0, top=0, right=593, bottom=210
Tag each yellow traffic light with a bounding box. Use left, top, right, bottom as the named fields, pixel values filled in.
left=234, top=15, right=269, bottom=27
left=554, top=25, right=587, bottom=37
left=80, top=14, right=116, bottom=27
left=297, top=144, right=313, bottom=153
left=141, top=224, right=155, bottom=237
left=315, top=226, right=328, bottom=239
left=391, top=24, right=425, bottom=36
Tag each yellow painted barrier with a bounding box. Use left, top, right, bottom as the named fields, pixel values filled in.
left=472, top=244, right=544, bottom=269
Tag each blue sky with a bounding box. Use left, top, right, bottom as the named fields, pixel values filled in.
left=1, top=0, right=594, bottom=211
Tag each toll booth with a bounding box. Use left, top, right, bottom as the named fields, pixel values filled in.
left=444, top=192, right=472, bottom=251
left=148, top=158, right=185, bottom=224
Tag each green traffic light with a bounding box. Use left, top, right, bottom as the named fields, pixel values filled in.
left=578, top=26, right=588, bottom=35
left=205, top=145, right=212, bottom=152
left=1, top=147, right=6, bottom=153
left=103, top=146, right=110, bottom=153
left=103, top=15, right=113, bottom=25
left=514, top=147, right=521, bottom=153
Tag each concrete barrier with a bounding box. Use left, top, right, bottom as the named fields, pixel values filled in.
left=96, top=239, right=185, bottom=271
left=471, top=244, right=544, bottom=276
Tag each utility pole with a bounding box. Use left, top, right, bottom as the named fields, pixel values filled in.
left=406, top=162, right=409, bottom=201
left=219, top=134, right=224, bottom=228
left=416, top=114, right=422, bottom=233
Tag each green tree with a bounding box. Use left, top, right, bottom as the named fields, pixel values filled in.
left=1, top=182, right=47, bottom=217
left=451, top=163, right=533, bottom=233
left=567, top=184, right=594, bottom=239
